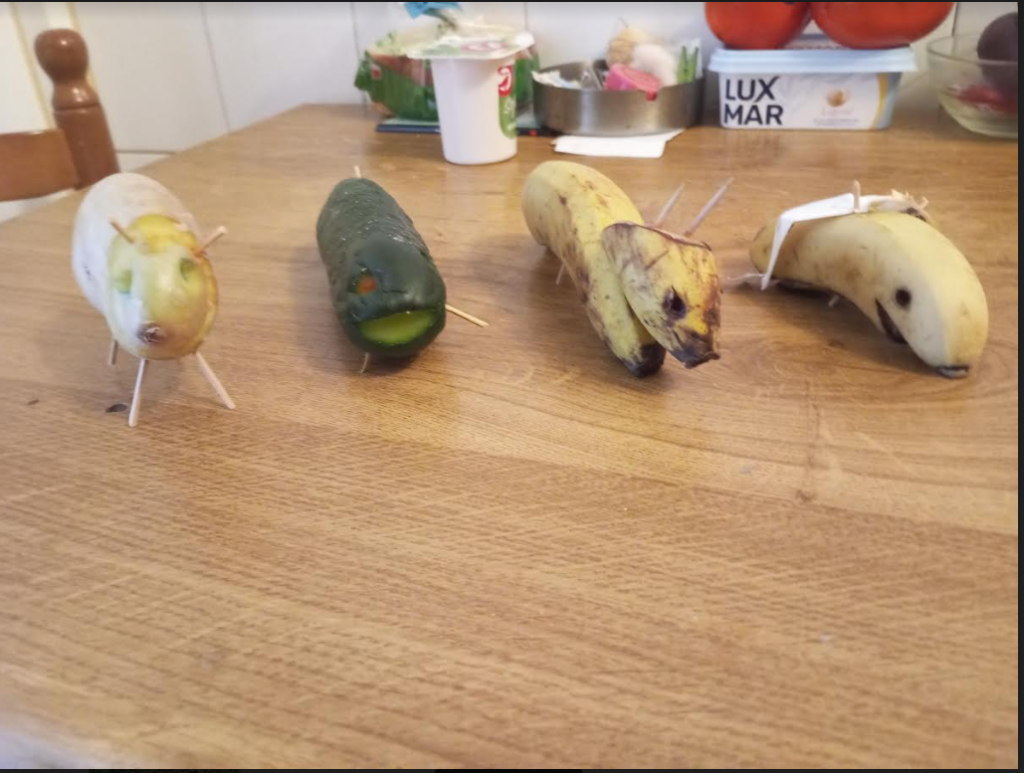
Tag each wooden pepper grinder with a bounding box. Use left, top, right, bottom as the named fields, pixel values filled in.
left=34, top=28, right=119, bottom=188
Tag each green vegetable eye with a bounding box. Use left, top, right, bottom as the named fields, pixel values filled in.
left=179, top=257, right=196, bottom=280
left=113, top=271, right=132, bottom=293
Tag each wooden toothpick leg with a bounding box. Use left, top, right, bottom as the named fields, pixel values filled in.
left=555, top=263, right=566, bottom=286
left=852, top=180, right=862, bottom=212
left=359, top=353, right=370, bottom=374
left=108, top=339, right=119, bottom=366
left=684, top=177, right=735, bottom=237
left=128, top=358, right=148, bottom=428
left=445, top=304, right=489, bottom=328
left=194, top=352, right=235, bottom=410
left=353, top=165, right=362, bottom=179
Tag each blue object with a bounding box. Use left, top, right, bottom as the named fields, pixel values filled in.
left=404, top=2, right=461, bottom=19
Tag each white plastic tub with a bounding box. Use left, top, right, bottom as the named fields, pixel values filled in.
left=708, top=36, right=917, bottom=130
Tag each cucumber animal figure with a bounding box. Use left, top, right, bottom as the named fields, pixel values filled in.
left=316, top=177, right=448, bottom=365
left=72, top=172, right=235, bottom=427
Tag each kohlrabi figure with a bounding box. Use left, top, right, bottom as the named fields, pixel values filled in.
left=72, top=172, right=234, bottom=426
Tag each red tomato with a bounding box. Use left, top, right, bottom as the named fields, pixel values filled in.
left=812, top=2, right=954, bottom=49
left=705, top=2, right=812, bottom=50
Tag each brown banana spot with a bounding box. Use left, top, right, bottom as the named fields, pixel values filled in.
left=702, top=296, right=721, bottom=331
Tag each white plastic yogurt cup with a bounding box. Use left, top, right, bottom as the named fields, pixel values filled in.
left=709, top=37, right=917, bottom=130
left=432, top=55, right=518, bottom=165
left=408, top=27, right=533, bottom=164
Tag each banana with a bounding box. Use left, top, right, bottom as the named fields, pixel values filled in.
left=602, top=223, right=721, bottom=367
left=751, top=211, right=988, bottom=378
left=522, top=161, right=665, bottom=376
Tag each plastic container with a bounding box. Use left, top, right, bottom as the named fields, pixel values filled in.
left=533, top=61, right=703, bottom=136
left=408, top=28, right=533, bottom=164
left=708, top=36, right=916, bottom=130
left=430, top=56, right=518, bottom=164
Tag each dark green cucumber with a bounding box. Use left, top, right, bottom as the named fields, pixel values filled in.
left=316, top=178, right=446, bottom=357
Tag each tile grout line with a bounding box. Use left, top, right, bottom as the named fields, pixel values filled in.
left=199, top=1, right=233, bottom=133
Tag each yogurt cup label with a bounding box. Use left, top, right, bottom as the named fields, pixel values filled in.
left=498, top=64, right=516, bottom=138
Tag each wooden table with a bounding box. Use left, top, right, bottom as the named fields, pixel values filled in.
left=1, top=95, right=1017, bottom=767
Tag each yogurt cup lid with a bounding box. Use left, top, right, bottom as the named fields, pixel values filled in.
left=407, top=25, right=533, bottom=60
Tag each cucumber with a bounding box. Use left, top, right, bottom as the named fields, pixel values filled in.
left=316, top=178, right=446, bottom=357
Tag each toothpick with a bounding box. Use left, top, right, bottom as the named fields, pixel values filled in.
left=128, top=358, right=148, bottom=428
left=354, top=165, right=362, bottom=179
left=107, top=339, right=119, bottom=367
left=653, top=182, right=686, bottom=228
left=555, top=263, right=566, bottom=286
left=445, top=304, right=489, bottom=327
left=359, top=353, right=370, bottom=374
left=684, top=177, right=734, bottom=236
left=110, top=220, right=134, bottom=243
left=852, top=180, right=862, bottom=212
left=194, top=351, right=235, bottom=410
left=196, top=226, right=227, bottom=255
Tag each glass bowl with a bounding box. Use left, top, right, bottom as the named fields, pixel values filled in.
left=927, top=34, right=1018, bottom=139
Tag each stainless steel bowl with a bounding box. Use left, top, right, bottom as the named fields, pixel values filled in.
left=533, top=60, right=703, bottom=136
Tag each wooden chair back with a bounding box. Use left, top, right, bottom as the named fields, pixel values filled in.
left=0, top=28, right=118, bottom=203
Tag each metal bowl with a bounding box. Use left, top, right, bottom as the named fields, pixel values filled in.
left=533, top=60, right=703, bottom=136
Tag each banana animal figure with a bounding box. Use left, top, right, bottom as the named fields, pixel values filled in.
left=602, top=223, right=720, bottom=367
left=750, top=202, right=988, bottom=378
left=521, top=161, right=721, bottom=376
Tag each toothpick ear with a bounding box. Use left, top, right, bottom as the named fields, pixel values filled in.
left=194, top=226, right=227, bottom=256
left=110, top=220, right=134, bottom=243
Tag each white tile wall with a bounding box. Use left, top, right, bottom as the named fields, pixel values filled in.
left=352, top=1, right=526, bottom=54
left=0, top=3, right=49, bottom=133
left=526, top=2, right=715, bottom=67
left=74, top=1, right=229, bottom=150
left=954, top=1, right=1016, bottom=33
left=204, top=2, right=361, bottom=130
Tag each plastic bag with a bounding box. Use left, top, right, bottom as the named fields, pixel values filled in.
left=354, top=7, right=539, bottom=121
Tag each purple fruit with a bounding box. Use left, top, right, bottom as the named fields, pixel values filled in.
left=977, top=12, right=1018, bottom=97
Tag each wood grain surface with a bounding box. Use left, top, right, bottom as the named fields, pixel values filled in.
left=0, top=93, right=1017, bottom=768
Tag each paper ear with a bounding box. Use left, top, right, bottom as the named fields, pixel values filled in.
left=761, top=193, right=857, bottom=290
left=759, top=190, right=930, bottom=290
